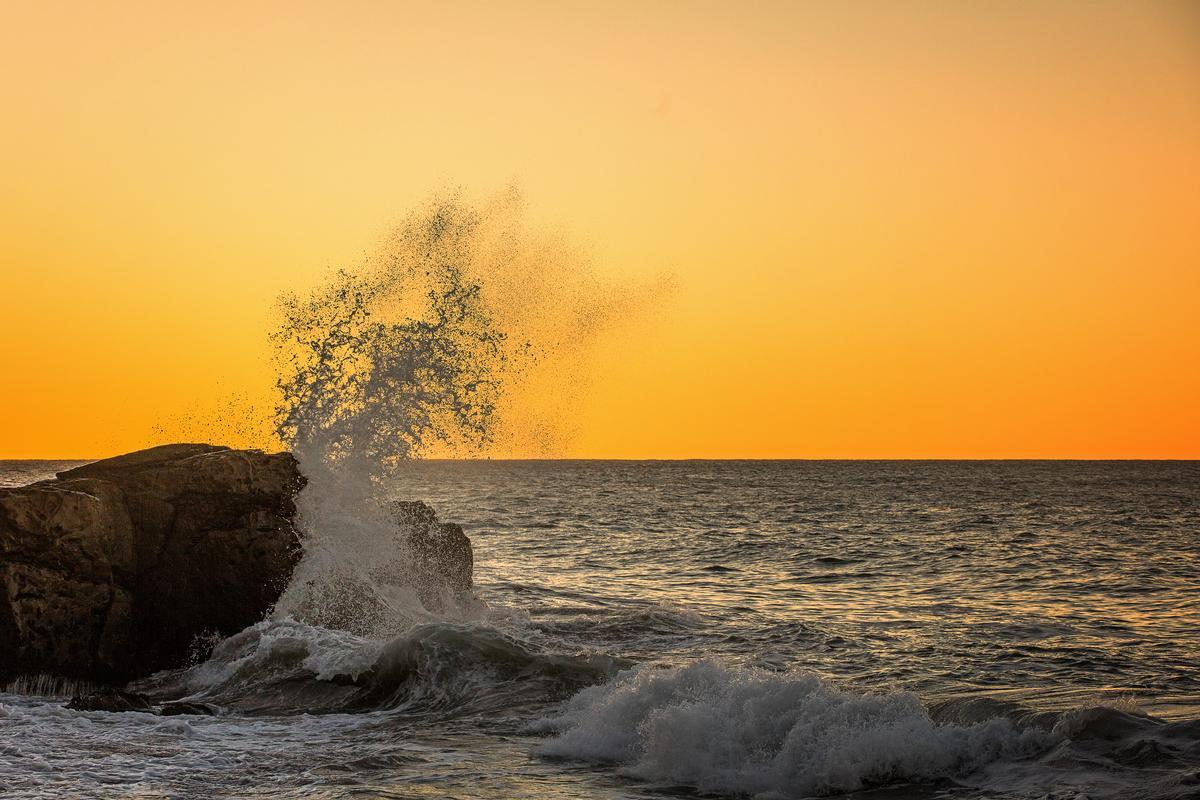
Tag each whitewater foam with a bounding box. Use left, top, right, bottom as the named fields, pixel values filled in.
left=534, top=659, right=1054, bottom=798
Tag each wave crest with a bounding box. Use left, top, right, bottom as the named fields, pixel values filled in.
left=534, top=659, right=1052, bottom=797
left=136, top=619, right=621, bottom=717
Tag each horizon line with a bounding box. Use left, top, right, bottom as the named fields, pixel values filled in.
left=3, top=455, right=1198, bottom=463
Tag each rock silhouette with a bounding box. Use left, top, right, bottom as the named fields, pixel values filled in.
left=0, top=444, right=304, bottom=683
left=1, top=444, right=477, bottom=688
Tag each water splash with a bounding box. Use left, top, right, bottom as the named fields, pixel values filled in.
left=272, top=217, right=509, bottom=478
left=269, top=197, right=506, bottom=633
left=268, top=189, right=670, bottom=635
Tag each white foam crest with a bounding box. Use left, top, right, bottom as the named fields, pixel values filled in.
left=535, top=659, right=1053, bottom=798
left=179, top=619, right=383, bottom=696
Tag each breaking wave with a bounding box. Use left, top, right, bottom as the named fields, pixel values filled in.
left=136, top=619, right=622, bottom=717
left=533, top=660, right=1200, bottom=799
left=124, top=191, right=668, bottom=725
left=534, top=660, right=1049, bottom=796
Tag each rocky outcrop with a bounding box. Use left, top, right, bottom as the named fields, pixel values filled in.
left=0, top=444, right=304, bottom=684
left=389, top=500, right=474, bottom=609
left=66, top=688, right=154, bottom=713
left=1, top=444, right=479, bottom=689
left=64, top=688, right=215, bottom=715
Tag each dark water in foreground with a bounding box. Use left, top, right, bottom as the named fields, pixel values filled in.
left=2, top=460, right=1199, bottom=799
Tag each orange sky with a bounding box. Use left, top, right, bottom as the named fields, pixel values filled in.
left=2, top=1, right=1198, bottom=459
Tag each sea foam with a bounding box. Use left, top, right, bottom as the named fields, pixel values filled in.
left=535, top=659, right=1052, bottom=798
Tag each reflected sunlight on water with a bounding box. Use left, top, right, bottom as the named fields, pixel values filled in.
left=2, top=460, right=1198, bottom=798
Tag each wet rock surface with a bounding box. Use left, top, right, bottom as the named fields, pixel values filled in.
left=389, top=500, right=474, bottom=609
left=66, top=688, right=153, bottom=713
left=64, top=689, right=217, bottom=716
left=0, top=444, right=305, bottom=683
left=159, top=701, right=217, bottom=716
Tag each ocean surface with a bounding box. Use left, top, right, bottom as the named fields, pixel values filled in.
left=2, top=459, right=1199, bottom=799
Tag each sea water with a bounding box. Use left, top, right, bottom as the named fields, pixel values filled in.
left=2, top=459, right=1198, bottom=799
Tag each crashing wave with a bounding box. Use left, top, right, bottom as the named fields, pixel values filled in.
left=533, top=659, right=1200, bottom=798
left=268, top=199, right=510, bottom=632
left=134, top=619, right=622, bottom=717
left=534, top=659, right=1057, bottom=797
left=265, top=192, right=665, bottom=635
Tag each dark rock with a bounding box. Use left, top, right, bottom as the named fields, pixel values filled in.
left=159, top=701, right=217, bottom=716
left=390, top=500, right=439, bottom=528
left=0, top=444, right=305, bottom=683
left=66, top=688, right=153, bottom=713
left=386, top=500, right=473, bottom=611
left=412, top=520, right=473, bottom=596
left=56, top=443, right=229, bottom=480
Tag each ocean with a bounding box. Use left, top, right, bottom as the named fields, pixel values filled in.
left=2, top=459, right=1198, bottom=799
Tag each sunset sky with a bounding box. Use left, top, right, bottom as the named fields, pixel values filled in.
left=2, top=1, right=1198, bottom=459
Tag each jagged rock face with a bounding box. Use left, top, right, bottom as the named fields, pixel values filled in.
left=0, top=444, right=304, bottom=684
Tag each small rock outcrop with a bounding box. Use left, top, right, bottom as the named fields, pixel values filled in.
left=159, top=700, right=217, bottom=716
left=389, top=500, right=474, bottom=609
left=0, top=444, right=304, bottom=684
left=64, top=689, right=216, bottom=715
left=66, top=688, right=154, bottom=713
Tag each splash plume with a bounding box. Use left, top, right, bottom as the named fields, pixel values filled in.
left=268, top=189, right=668, bottom=632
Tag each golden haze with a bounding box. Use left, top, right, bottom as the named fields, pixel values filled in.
left=1, top=1, right=1198, bottom=458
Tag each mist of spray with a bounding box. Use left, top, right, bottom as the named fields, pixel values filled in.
left=267, top=189, right=670, bottom=635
